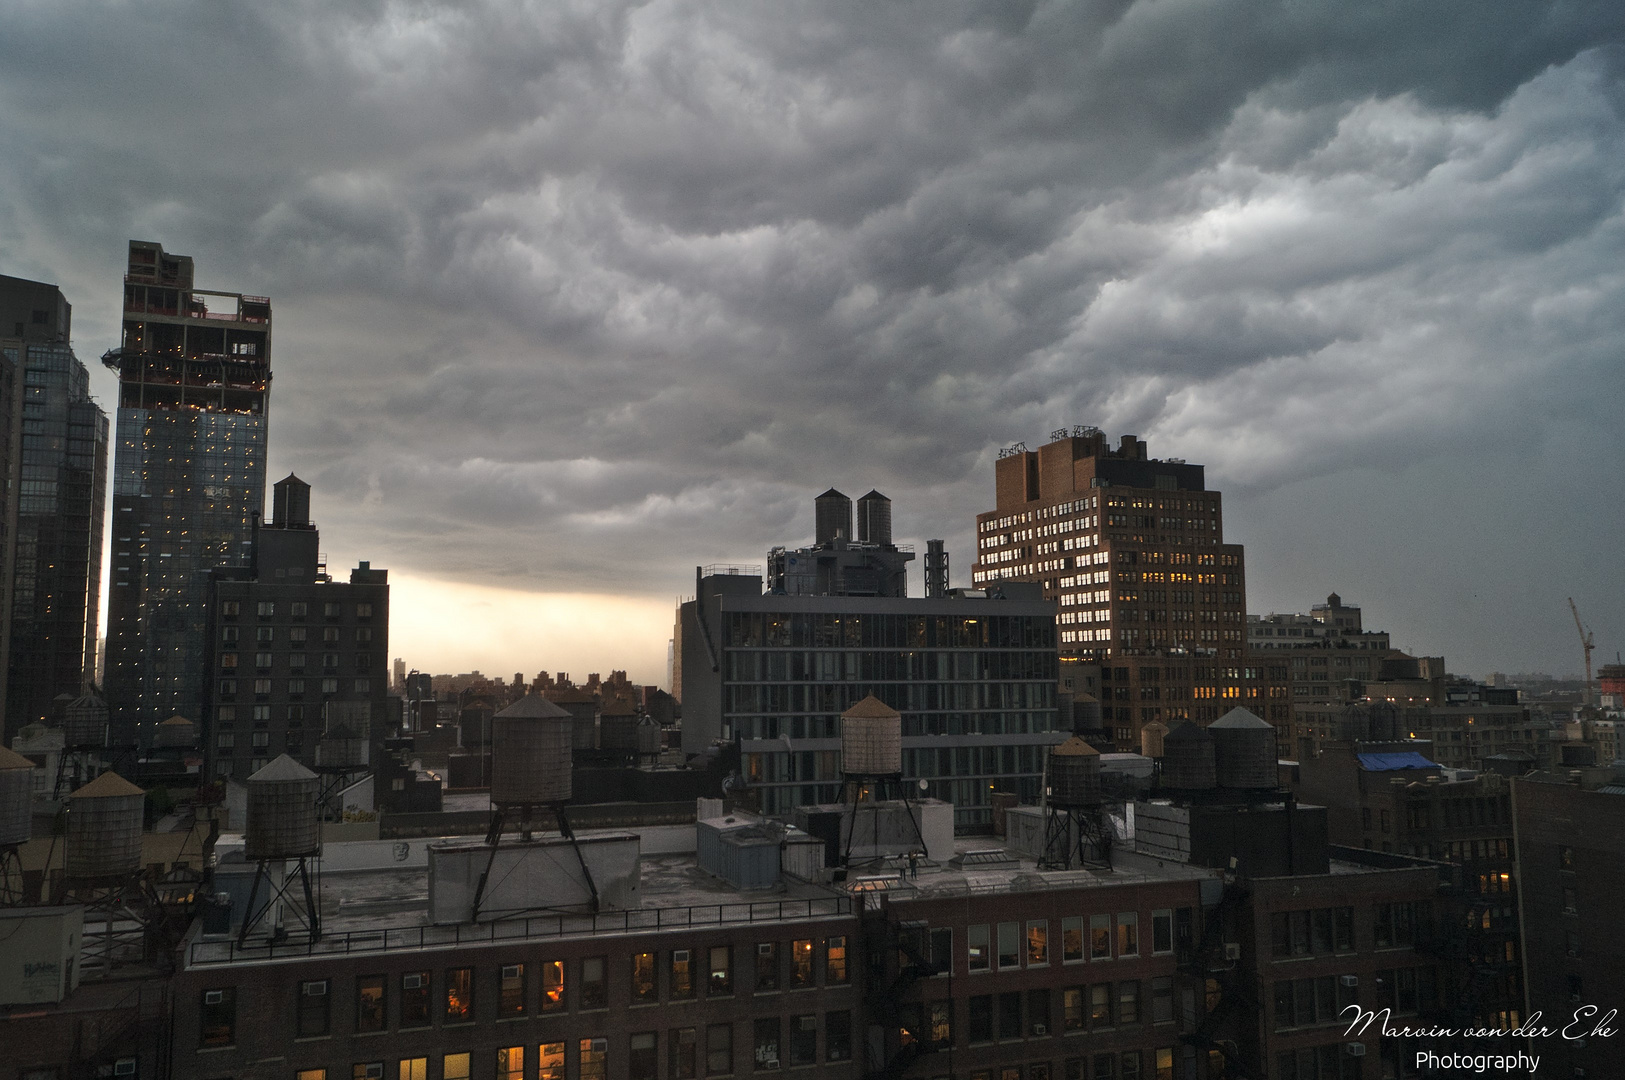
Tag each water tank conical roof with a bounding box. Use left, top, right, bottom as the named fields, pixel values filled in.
left=0, top=745, right=35, bottom=847
left=1047, top=736, right=1102, bottom=805
left=66, top=771, right=145, bottom=879
left=600, top=696, right=640, bottom=751
left=65, top=693, right=109, bottom=748
left=1160, top=721, right=1216, bottom=790
left=491, top=694, right=573, bottom=805
left=1073, top=692, right=1103, bottom=730
left=1140, top=720, right=1170, bottom=759
left=841, top=695, right=901, bottom=775
left=856, top=490, right=893, bottom=545
left=815, top=488, right=853, bottom=545
left=245, top=754, right=321, bottom=860
left=154, top=714, right=197, bottom=749
left=1211, top=708, right=1277, bottom=790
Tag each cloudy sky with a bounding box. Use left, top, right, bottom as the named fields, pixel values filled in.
left=3, top=0, right=1622, bottom=687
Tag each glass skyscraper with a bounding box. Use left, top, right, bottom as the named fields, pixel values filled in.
left=103, top=242, right=271, bottom=749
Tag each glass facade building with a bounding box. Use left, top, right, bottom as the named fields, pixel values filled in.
left=103, top=242, right=271, bottom=748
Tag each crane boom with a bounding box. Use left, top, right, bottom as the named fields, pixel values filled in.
left=1569, top=597, right=1596, bottom=706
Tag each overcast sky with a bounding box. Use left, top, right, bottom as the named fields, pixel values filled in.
left=3, top=0, right=1622, bottom=686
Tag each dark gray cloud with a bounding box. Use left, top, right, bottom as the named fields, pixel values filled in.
left=2, top=0, right=1622, bottom=680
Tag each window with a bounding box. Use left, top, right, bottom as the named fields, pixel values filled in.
left=581, top=957, right=607, bottom=1009
left=968, top=924, right=990, bottom=972
left=1116, top=981, right=1140, bottom=1025
left=217, top=733, right=235, bottom=750
left=500, top=964, right=526, bottom=1017
left=323, top=679, right=339, bottom=694
left=999, top=991, right=1022, bottom=1040
left=357, top=976, right=386, bottom=1032
left=1064, top=986, right=1085, bottom=1032
left=291, top=601, right=308, bottom=618
left=969, top=996, right=993, bottom=1043
left=1116, top=913, right=1138, bottom=957
left=258, top=601, right=276, bottom=617
left=1090, top=985, right=1111, bottom=1026
left=671, top=1028, right=699, bottom=1079
left=541, top=960, right=564, bottom=1011
left=442, top=1056, right=469, bottom=1080
left=1090, top=915, right=1111, bottom=959
left=825, top=936, right=848, bottom=983
left=708, top=946, right=732, bottom=996
left=326, top=601, right=342, bottom=617
left=358, top=602, right=374, bottom=618
left=200, top=987, right=236, bottom=1047
left=755, top=942, right=779, bottom=991
left=1559, top=844, right=1574, bottom=869
left=629, top=1033, right=657, bottom=1080
left=931, top=1000, right=952, bottom=1044
left=998, top=922, right=1021, bottom=968
left=290, top=627, right=307, bottom=644
left=444, top=968, right=472, bottom=1023
left=1063, top=917, right=1084, bottom=962
left=632, top=952, right=657, bottom=1002
left=1028, top=921, right=1049, bottom=965
left=400, top=972, right=430, bottom=1028
left=826, top=1011, right=852, bottom=1062
left=221, top=601, right=240, bottom=617
left=539, top=1043, right=565, bottom=1080
left=754, top=1017, right=781, bottom=1070
left=1151, top=977, right=1173, bottom=1023
left=496, top=1048, right=523, bottom=1080
left=297, top=979, right=330, bottom=1037
left=398, top=1060, right=426, bottom=1080
left=355, top=1069, right=384, bottom=1080
left=707, top=1023, right=733, bottom=1075
left=257, top=626, right=275, bottom=642
left=672, top=949, right=696, bottom=998
left=790, top=939, right=813, bottom=987
left=324, top=627, right=341, bottom=644
left=579, top=1039, right=607, bottom=1080
left=1153, top=1048, right=1173, bottom=1080
left=356, top=627, right=373, bottom=642
left=786, top=1015, right=816, bottom=1066
left=1029, top=987, right=1051, bottom=1036
left=1151, top=911, right=1173, bottom=955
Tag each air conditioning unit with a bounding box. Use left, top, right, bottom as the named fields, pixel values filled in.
left=1346, top=1043, right=1366, bottom=1057
left=1032, top=1024, right=1048, bottom=1036
left=759, top=943, right=775, bottom=956
left=113, top=1061, right=137, bottom=1078
left=1339, top=975, right=1358, bottom=988
left=1223, top=943, right=1242, bottom=961
left=675, top=949, right=691, bottom=962
left=303, top=981, right=327, bottom=996
left=363, top=1066, right=383, bottom=1080
left=403, top=974, right=424, bottom=990
left=1568, top=949, right=1581, bottom=958
left=502, top=965, right=522, bottom=979
left=591, top=1039, right=608, bottom=1054
left=203, top=991, right=223, bottom=1005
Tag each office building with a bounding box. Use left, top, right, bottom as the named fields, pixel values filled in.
left=202, top=475, right=388, bottom=780
left=0, top=275, right=109, bottom=741
left=103, top=242, right=271, bottom=749
left=972, top=429, right=1290, bottom=754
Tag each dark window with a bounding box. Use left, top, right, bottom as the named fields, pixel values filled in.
left=444, top=968, right=472, bottom=1023
left=581, top=957, right=607, bottom=1009
left=632, top=952, right=658, bottom=1002
left=200, top=987, right=236, bottom=1047
left=357, top=975, right=386, bottom=1032
left=707, top=1023, right=733, bottom=1075
left=753, top=1016, right=781, bottom=1070
left=999, top=991, right=1023, bottom=1040
left=1151, top=911, right=1173, bottom=954
left=1090, top=984, right=1112, bottom=1027
left=400, top=972, right=430, bottom=1028
left=671, top=1027, right=698, bottom=1079
left=755, top=942, right=779, bottom=991
left=499, top=964, right=525, bottom=1017
left=789, top=1015, right=817, bottom=1066
left=629, top=1032, right=658, bottom=1080
left=969, top=995, right=994, bottom=1043
left=826, top=1011, right=852, bottom=1062
left=1117, top=981, right=1140, bottom=1025
left=1152, top=977, right=1174, bottom=1024
left=297, top=979, right=330, bottom=1037
left=1029, top=987, right=1052, bottom=1036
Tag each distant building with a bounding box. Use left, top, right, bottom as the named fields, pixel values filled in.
left=972, top=429, right=1290, bottom=753
left=0, top=275, right=108, bottom=741
left=104, top=242, right=272, bottom=749
left=201, top=475, right=388, bottom=780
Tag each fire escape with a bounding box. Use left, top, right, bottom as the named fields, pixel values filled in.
left=1179, top=879, right=1263, bottom=1080
left=860, top=903, right=949, bottom=1080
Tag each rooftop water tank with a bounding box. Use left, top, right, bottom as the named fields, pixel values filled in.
left=1073, top=692, right=1103, bottom=731
left=841, top=695, right=902, bottom=776
left=1140, top=720, right=1169, bottom=759
left=65, top=771, right=145, bottom=880
left=1160, top=722, right=1216, bottom=790
left=0, top=745, right=35, bottom=847
left=316, top=723, right=368, bottom=770
left=64, top=692, right=108, bottom=748
left=152, top=714, right=196, bottom=749
left=599, top=697, right=640, bottom=751
left=635, top=715, right=663, bottom=757
left=244, top=755, right=321, bottom=861
left=490, top=695, right=574, bottom=806
left=1047, top=736, right=1102, bottom=806
left=1211, top=708, right=1278, bottom=790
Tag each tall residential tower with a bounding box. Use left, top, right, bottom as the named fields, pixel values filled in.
left=103, top=242, right=271, bottom=749
left=0, top=275, right=109, bottom=739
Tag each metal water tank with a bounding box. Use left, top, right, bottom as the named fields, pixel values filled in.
left=316, top=723, right=368, bottom=769
left=840, top=695, right=902, bottom=776
left=635, top=715, right=663, bottom=757
left=490, top=695, right=574, bottom=805
left=1211, top=708, right=1278, bottom=790
left=1047, top=736, right=1101, bottom=805
left=64, top=692, right=108, bottom=748
left=0, top=745, right=34, bottom=846
left=1160, top=722, right=1216, bottom=790
left=244, top=755, right=321, bottom=861
left=1073, top=692, right=1103, bottom=731
left=65, top=771, right=145, bottom=879
left=1140, top=720, right=1169, bottom=759
left=599, top=698, right=640, bottom=751
left=153, top=714, right=196, bottom=749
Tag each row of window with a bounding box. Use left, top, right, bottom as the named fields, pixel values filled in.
left=225, top=626, right=374, bottom=643
left=222, top=600, right=373, bottom=618
left=1268, top=901, right=1429, bottom=958
left=219, top=677, right=370, bottom=696
left=967, top=911, right=1178, bottom=971
left=223, top=653, right=373, bottom=672
left=966, top=978, right=1176, bottom=1041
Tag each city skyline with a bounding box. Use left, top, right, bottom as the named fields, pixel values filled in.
left=1, top=4, right=1622, bottom=687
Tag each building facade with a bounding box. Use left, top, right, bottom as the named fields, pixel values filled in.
left=971, top=430, right=1289, bottom=754
left=201, top=476, right=388, bottom=780
left=0, top=275, right=109, bottom=739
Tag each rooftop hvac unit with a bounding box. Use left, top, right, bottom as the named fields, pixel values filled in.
left=403, top=974, right=424, bottom=990
left=303, top=981, right=327, bottom=996
left=1223, top=943, right=1242, bottom=961
left=1346, top=1044, right=1366, bottom=1057
left=1339, top=975, right=1358, bottom=988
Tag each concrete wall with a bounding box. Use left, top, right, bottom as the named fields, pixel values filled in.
left=427, top=833, right=641, bottom=923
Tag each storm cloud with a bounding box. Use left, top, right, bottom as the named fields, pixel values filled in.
left=2, top=0, right=1622, bottom=680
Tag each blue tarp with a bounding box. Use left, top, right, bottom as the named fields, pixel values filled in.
left=1356, top=751, right=1440, bottom=772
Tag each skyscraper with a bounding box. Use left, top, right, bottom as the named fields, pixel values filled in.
left=972, top=428, right=1290, bottom=753
left=103, top=242, right=271, bottom=749
left=0, top=274, right=109, bottom=740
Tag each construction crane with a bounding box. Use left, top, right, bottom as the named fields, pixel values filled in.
left=1568, top=597, right=1595, bottom=707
